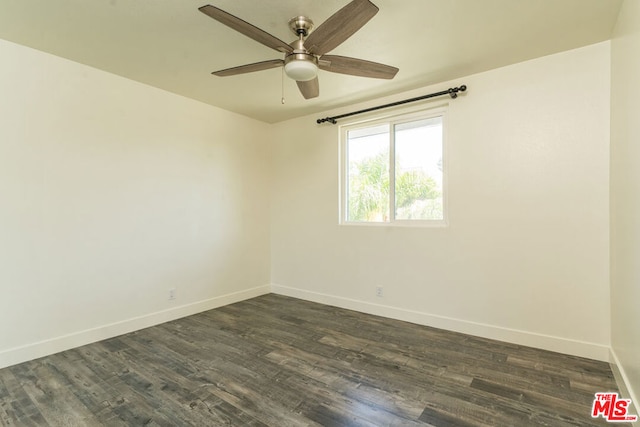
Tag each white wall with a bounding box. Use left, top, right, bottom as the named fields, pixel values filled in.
left=611, top=0, right=640, bottom=407
left=0, top=33, right=617, bottom=373
left=0, top=39, right=271, bottom=368
left=271, top=42, right=611, bottom=360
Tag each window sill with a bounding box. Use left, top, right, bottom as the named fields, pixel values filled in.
left=339, top=220, right=448, bottom=228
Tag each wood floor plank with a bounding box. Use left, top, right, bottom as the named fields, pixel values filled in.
left=0, top=369, right=50, bottom=427
left=0, top=294, right=630, bottom=426
left=9, top=362, right=95, bottom=426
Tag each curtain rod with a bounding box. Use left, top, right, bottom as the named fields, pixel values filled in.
left=316, top=85, right=467, bottom=125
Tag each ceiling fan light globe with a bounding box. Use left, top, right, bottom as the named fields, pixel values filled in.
left=284, top=59, right=318, bottom=81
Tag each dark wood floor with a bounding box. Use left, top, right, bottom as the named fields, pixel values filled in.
left=0, top=294, right=626, bottom=426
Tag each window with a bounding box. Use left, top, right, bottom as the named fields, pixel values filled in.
left=340, top=107, right=446, bottom=225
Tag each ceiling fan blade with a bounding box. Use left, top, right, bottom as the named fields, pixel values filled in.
left=297, top=78, right=319, bottom=99
left=212, top=59, right=284, bottom=77
left=304, top=0, right=378, bottom=56
left=199, top=5, right=293, bottom=53
left=319, top=55, right=398, bottom=79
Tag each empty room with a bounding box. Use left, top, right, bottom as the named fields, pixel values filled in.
left=0, top=0, right=638, bottom=425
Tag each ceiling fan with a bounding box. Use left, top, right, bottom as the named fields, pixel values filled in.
left=198, top=0, right=399, bottom=99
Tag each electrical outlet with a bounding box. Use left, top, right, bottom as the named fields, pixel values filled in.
left=376, top=286, right=383, bottom=297
left=169, top=288, right=176, bottom=300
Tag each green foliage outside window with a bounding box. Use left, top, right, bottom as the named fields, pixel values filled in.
left=348, top=152, right=442, bottom=222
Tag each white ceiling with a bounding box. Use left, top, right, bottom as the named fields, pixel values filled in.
left=0, top=0, right=622, bottom=123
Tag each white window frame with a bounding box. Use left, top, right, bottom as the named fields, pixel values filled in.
left=339, top=104, right=448, bottom=227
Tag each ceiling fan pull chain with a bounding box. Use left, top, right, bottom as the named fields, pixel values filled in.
left=281, top=67, right=286, bottom=104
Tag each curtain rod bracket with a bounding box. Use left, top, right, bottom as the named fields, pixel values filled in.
left=317, top=84, right=467, bottom=125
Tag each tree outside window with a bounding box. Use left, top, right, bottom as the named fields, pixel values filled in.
left=343, top=113, right=445, bottom=224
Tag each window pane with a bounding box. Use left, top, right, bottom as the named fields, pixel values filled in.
left=347, top=124, right=390, bottom=222
left=394, top=117, right=443, bottom=220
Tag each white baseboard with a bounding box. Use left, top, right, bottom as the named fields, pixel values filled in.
left=610, top=348, right=640, bottom=426
left=1, top=283, right=614, bottom=372
left=271, top=284, right=611, bottom=362
left=0, top=284, right=270, bottom=370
